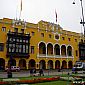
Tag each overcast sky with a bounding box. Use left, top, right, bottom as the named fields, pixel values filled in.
left=0, top=0, right=85, bottom=33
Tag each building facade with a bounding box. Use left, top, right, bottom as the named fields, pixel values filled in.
left=79, top=42, right=85, bottom=60
left=0, top=18, right=83, bottom=70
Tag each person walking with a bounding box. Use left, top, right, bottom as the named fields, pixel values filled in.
left=39, top=69, right=44, bottom=76
left=30, top=69, right=33, bottom=76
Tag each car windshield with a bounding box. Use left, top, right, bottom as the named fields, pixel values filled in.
left=74, top=64, right=82, bottom=67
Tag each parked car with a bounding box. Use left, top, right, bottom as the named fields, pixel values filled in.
left=5, top=66, right=20, bottom=72
left=72, top=61, right=85, bottom=71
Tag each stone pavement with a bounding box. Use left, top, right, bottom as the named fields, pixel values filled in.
left=0, top=70, right=85, bottom=78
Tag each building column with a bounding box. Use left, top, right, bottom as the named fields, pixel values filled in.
left=60, top=60, right=62, bottom=69
left=66, top=46, right=67, bottom=57
left=26, top=62, right=28, bottom=69
left=5, top=60, right=8, bottom=67
left=53, top=61, right=55, bottom=69
left=53, top=45, right=54, bottom=56
left=46, top=62, right=48, bottom=69
left=72, top=59, right=75, bottom=66
left=67, top=61, right=68, bottom=69
left=28, top=62, right=29, bottom=69
left=36, top=62, right=39, bottom=69
left=46, top=45, right=47, bottom=56
left=38, top=46, right=39, bottom=56
left=60, top=46, right=61, bottom=56
left=16, top=60, right=19, bottom=67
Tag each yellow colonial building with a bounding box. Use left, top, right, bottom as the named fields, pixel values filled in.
left=0, top=18, right=82, bottom=70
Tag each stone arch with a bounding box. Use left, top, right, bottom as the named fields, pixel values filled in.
left=38, top=41, right=46, bottom=47
left=28, top=59, right=36, bottom=69
left=55, top=60, right=60, bottom=69
left=47, top=60, right=53, bottom=69
left=19, top=59, right=26, bottom=70
left=67, top=46, right=72, bottom=56
left=61, top=45, right=66, bottom=56
left=62, top=60, right=67, bottom=69
left=54, top=44, right=60, bottom=55
left=39, top=60, right=46, bottom=69
left=68, top=61, right=73, bottom=69
left=47, top=43, right=53, bottom=55
left=39, top=42, right=46, bottom=54
left=8, top=59, right=16, bottom=66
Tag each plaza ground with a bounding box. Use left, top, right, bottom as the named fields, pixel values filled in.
left=0, top=69, right=85, bottom=85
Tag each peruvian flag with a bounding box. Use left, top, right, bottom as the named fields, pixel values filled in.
left=55, top=10, right=57, bottom=23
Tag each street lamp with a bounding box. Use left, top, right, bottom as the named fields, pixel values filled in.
left=7, top=56, right=12, bottom=78
left=73, top=0, right=85, bottom=38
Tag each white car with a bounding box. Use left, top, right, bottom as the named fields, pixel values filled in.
left=6, top=66, right=20, bottom=72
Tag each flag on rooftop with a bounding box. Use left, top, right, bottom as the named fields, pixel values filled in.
left=19, top=0, right=22, bottom=19
left=55, top=10, right=57, bottom=23
left=21, top=0, right=22, bottom=11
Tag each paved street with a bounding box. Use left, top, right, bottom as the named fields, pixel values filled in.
left=0, top=70, right=85, bottom=78
left=0, top=70, right=71, bottom=78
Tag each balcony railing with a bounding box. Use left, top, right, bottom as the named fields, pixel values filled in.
left=37, top=54, right=46, bottom=58
left=37, top=54, right=73, bottom=58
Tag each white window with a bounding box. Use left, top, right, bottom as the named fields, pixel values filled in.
left=41, top=33, right=44, bottom=37
left=31, top=32, right=35, bottom=36
left=31, top=46, right=34, bottom=54
left=19, top=45, right=22, bottom=52
left=54, top=34, right=60, bottom=40
left=2, top=27, right=6, bottom=32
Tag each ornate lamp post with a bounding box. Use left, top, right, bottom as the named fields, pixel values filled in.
left=73, top=0, right=85, bottom=38
left=73, top=0, right=85, bottom=61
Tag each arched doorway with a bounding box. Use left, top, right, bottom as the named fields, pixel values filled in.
left=39, top=60, right=46, bottom=69
left=61, top=45, right=66, bottom=56
left=47, top=43, right=53, bottom=55
left=68, top=61, right=73, bottom=69
left=39, top=42, right=46, bottom=54
left=19, top=59, right=26, bottom=70
left=54, top=44, right=60, bottom=55
left=48, top=60, right=53, bottom=69
left=55, top=60, right=60, bottom=69
left=8, top=59, right=16, bottom=66
left=29, top=59, right=36, bottom=69
left=0, top=58, right=5, bottom=70
left=67, top=46, right=72, bottom=56
left=62, top=60, right=67, bottom=69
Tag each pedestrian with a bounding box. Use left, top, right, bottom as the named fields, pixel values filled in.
left=7, top=68, right=12, bottom=78
left=30, top=69, right=33, bottom=76
left=58, top=68, right=60, bottom=72
left=39, top=69, right=44, bottom=76
left=72, top=67, right=75, bottom=73
left=33, top=69, right=36, bottom=74
left=61, top=66, right=63, bottom=74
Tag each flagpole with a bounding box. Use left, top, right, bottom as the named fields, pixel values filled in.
left=55, top=9, right=57, bottom=24
left=19, top=0, right=22, bottom=19
left=19, top=11, right=21, bottom=19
